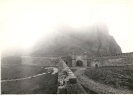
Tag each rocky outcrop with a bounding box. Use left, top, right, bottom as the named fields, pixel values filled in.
left=31, top=24, right=122, bottom=57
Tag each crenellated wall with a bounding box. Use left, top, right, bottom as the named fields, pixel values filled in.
left=92, top=52, right=133, bottom=59
left=90, top=52, right=133, bottom=67
left=61, top=52, right=133, bottom=67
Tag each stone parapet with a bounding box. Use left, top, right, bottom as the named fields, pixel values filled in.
left=57, top=58, right=80, bottom=94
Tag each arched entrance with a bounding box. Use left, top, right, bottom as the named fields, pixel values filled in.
left=65, top=62, right=68, bottom=65
left=95, top=64, right=98, bottom=68
left=76, top=60, right=83, bottom=66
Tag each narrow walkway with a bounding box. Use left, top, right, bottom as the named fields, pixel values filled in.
left=73, top=67, right=133, bottom=94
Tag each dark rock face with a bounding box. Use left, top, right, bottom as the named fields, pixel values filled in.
left=31, top=25, right=122, bottom=57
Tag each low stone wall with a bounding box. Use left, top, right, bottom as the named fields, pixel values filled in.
left=57, top=58, right=86, bottom=94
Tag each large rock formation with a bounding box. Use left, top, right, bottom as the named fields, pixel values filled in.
left=31, top=24, right=122, bottom=57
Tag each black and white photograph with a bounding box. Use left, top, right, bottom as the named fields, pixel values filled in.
left=1, top=0, right=133, bottom=94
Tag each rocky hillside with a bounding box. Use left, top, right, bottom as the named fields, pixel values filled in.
left=30, top=24, right=122, bottom=57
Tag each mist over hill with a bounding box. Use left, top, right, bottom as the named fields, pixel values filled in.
left=30, top=24, right=122, bottom=57
left=1, top=23, right=122, bottom=57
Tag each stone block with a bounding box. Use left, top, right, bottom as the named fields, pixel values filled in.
left=67, top=77, right=77, bottom=84
left=63, top=70, right=68, bottom=76
left=57, top=86, right=67, bottom=94
left=64, top=78, right=69, bottom=85
left=66, top=84, right=77, bottom=94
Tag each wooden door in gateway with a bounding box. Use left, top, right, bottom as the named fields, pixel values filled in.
left=76, top=60, right=83, bottom=66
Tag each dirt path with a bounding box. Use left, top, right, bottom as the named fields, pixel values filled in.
left=71, top=67, right=97, bottom=94
left=72, top=67, right=133, bottom=94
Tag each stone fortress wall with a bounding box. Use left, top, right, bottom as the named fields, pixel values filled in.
left=61, top=52, right=133, bottom=68
left=21, top=56, right=59, bottom=67
left=2, top=52, right=133, bottom=68
left=1, top=56, right=60, bottom=67
left=1, top=52, right=133, bottom=94
left=1, top=56, right=85, bottom=94
left=1, top=56, right=22, bottom=66
left=90, top=52, right=133, bottom=67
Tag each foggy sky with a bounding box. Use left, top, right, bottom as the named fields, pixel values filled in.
left=0, top=0, right=133, bottom=53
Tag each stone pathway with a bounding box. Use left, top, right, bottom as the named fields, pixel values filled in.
left=72, top=67, right=96, bottom=94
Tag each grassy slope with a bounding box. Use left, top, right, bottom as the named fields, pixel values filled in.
left=84, top=66, right=133, bottom=90
left=1, top=73, right=58, bottom=94
left=1, top=65, right=47, bottom=80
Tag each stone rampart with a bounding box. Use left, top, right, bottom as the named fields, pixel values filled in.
left=21, top=56, right=59, bottom=67
left=90, top=52, right=133, bottom=67
left=57, top=58, right=86, bottom=94
left=1, top=56, right=60, bottom=67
